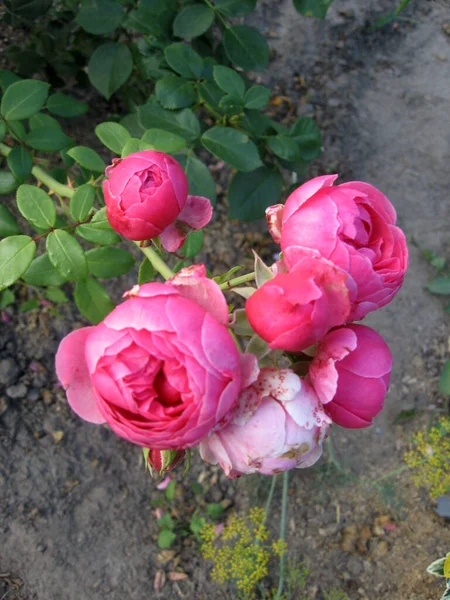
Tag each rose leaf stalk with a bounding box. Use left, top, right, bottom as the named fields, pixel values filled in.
left=218, top=272, right=256, bottom=291
left=135, top=242, right=175, bottom=281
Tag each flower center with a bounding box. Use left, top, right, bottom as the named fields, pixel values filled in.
left=139, top=166, right=167, bottom=194
left=153, top=366, right=182, bottom=406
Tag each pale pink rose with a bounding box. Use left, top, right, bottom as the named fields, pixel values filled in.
left=309, top=324, right=392, bottom=428
left=270, top=175, right=408, bottom=320
left=55, top=268, right=258, bottom=450
left=246, top=254, right=351, bottom=353
left=103, top=151, right=212, bottom=249
left=200, top=368, right=330, bottom=477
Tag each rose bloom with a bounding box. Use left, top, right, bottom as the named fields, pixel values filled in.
left=56, top=266, right=258, bottom=450
left=200, top=368, right=330, bottom=477
left=246, top=254, right=351, bottom=353
left=103, top=151, right=212, bottom=250
left=309, top=324, right=392, bottom=428
left=267, top=175, right=408, bottom=320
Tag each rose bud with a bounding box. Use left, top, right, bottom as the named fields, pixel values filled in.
left=246, top=254, right=351, bottom=353
left=103, top=151, right=212, bottom=250
left=200, top=368, right=331, bottom=477
left=267, top=175, right=408, bottom=320
left=147, top=449, right=186, bottom=475
left=55, top=265, right=258, bottom=450
left=309, top=324, right=393, bottom=428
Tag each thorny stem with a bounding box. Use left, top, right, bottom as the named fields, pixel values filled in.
left=136, top=243, right=175, bottom=280
left=0, top=142, right=75, bottom=198
left=219, top=272, right=256, bottom=291
left=275, top=471, right=289, bottom=600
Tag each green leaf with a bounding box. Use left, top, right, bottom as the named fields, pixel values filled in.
left=219, top=94, right=245, bottom=116
left=46, top=230, right=88, bottom=282
left=156, top=76, right=197, bottom=109
left=201, top=126, right=262, bottom=172
left=121, top=138, right=146, bottom=157
left=74, top=278, right=115, bottom=324
left=138, top=99, right=200, bottom=142
left=95, top=122, right=131, bottom=155
left=290, top=117, right=322, bottom=161
left=157, top=514, right=175, bottom=530
left=88, top=42, right=133, bottom=100
left=6, top=120, right=27, bottom=142
left=141, top=129, right=187, bottom=153
left=47, top=93, right=88, bottom=118
left=180, top=230, right=203, bottom=258
left=427, top=557, right=446, bottom=577
left=206, top=503, right=225, bottom=519
left=439, top=360, right=450, bottom=396
left=25, top=127, right=73, bottom=152
left=426, top=277, right=450, bottom=295
left=292, top=0, right=334, bottom=18
left=138, top=258, right=155, bottom=284
left=7, top=147, right=32, bottom=183
left=244, top=85, right=271, bottom=109
left=165, top=480, right=176, bottom=501
left=268, top=135, right=300, bottom=161
left=214, top=0, right=257, bottom=17
left=16, top=184, right=56, bottom=229
left=1, top=79, right=50, bottom=120
left=86, top=247, right=135, bottom=278
left=19, top=299, right=39, bottom=312
left=164, top=43, right=204, bottom=80
left=70, top=184, right=95, bottom=222
left=22, top=253, right=67, bottom=286
left=223, top=25, right=270, bottom=72
left=175, top=153, right=216, bottom=206
left=0, top=235, right=36, bottom=291
left=198, top=81, right=224, bottom=113
left=67, top=146, right=105, bottom=173
left=29, top=113, right=61, bottom=130
left=189, top=514, right=206, bottom=538
left=173, top=4, right=214, bottom=39
left=0, top=69, right=22, bottom=91
left=0, top=288, right=15, bottom=310
left=45, top=288, right=69, bottom=304
left=76, top=224, right=120, bottom=246
left=157, top=529, right=176, bottom=549
left=228, top=167, right=283, bottom=221
left=0, top=205, right=20, bottom=237
left=0, top=122, right=6, bottom=142
left=213, top=65, right=245, bottom=97
left=0, top=171, right=19, bottom=195
left=76, top=0, right=124, bottom=34
left=4, top=0, right=53, bottom=20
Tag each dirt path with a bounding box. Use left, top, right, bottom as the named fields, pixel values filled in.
left=1, top=2, right=450, bottom=599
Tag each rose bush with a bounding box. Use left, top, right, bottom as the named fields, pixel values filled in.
left=56, top=267, right=258, bottom=450
left=200, top=368, right=330, bottom=477
left=309, top=324, right=393, bottom=428
left=103, top=151, right=212, bottom=249
left=267, top=175, right=408, bottom=320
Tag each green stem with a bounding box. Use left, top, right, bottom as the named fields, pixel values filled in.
left=264, top=475, right=278, bottom=522
left=136, top=243, right=175, bottom=280
left=325, top=437, right=346, bottom=475
left=219, top=272, right=256, bottom=291
left=275, top=471, right=289, bottom=600
left=0, top=142, right=74, bottom=198
left=371, top=464, right=410, bottom=484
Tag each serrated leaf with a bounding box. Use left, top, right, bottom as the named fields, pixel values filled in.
left=141, top=129, right=187, bottom=153
left=268, top=135, right=300, bottom=161
left=156, top=76, right=197, bottom=109
left=19, top=299, right=39, bottom=312
left=22, top=253, right=67, bottom=286
left=138, top=258, right=155, bottom=284
left=47, top=93, right=88, bottom=118
left=201, top=126, right=262, bottom=172
left=86, top=247, right=135, bottom=278
left=228, top=167, right=283, bottom=221
left=138, top=99, right=200, bottom=142
left=292, top=0, right=334, bottom=18
left=70, top=184, right=95, bottom=222
left=16, top=185, right=56, bottom=229
left=0, top=171, right=19, bottom=195
left=219, top=94, right=245, bottom=116
left=0, top=235, right=36, bottom=291
left=88, top=42, right=133, bottom=100
left=175, top=153, right=216, bottom=206
left=7, top=147, right=33, bottom=182
left=95, top=122, right=131, bottom=155
left=164, top=43, right=204, bottom=80
left=25, top=127, right=73, bottom=152
left=213, top=65, right=245, bottom=97
left=426, top=277, right=450, bottom=295
left=180, top=230, right=203, bottom=258
left=173, top=4, right=214, bottom=39
left=76, top=224, right=120, bottom=246
left=67, top=146, right=105, bottom=173
left=76, top=0, right=124, bottom=34
left=74, top=278, right=115, bottom=324
left=46, top=230, right=88, bottom=281
left=198, top=81, right=224, bottom=113
left=0, top=205, right=20, bottom=237
left=0, top=69, right=22, bottom=91
left=206, top=503, right=224, bottom=520
left=0, top=79, right=50, bottom=120
left=223, top=25, right=270, bottom=72
left=244, top=85, right=271, bottom=109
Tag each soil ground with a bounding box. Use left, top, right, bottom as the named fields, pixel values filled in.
left=1, top=1, right=450, bottom=599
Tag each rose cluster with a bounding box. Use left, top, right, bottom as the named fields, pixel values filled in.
left=56, top=153, right=407, bottom=478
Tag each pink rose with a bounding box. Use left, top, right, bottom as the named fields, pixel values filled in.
left=268, top=175, right=408, bottom=320
left=200, top=368, right=330, bottom=477
left=309, top=324, right=392, bottom=428
left=55, top=266, right=258, bottom=450
left=246, top=255, right=351, bottom=353
left=103, top=151, right=212, bottom=250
